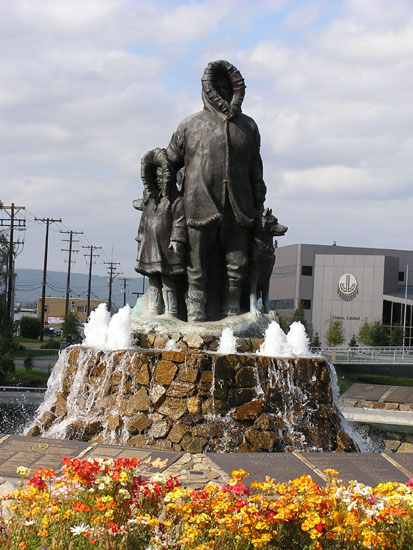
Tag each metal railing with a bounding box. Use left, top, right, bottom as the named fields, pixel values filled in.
left=312, top=347, right=413, bottom=363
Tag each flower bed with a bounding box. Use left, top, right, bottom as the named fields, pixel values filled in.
left=0, top=457, right=412, bottom=549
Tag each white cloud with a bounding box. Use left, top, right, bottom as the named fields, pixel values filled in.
left=1, top=0, right=413, bottom=281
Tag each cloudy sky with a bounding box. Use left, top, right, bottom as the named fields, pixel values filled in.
left=1, top=0, right=413, bottom=283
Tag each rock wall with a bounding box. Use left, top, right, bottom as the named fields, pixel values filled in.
left=27, top=347, right=356, bottom=453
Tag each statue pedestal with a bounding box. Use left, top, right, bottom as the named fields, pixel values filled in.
left=132, top=299, right=278, bottom=351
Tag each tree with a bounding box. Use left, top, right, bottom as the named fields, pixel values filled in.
left=24, top=349, right=35, bottom=372
left=369, top=321, right=389, bottom=346
left=20, top=316, right=41, bottom=339
left=326, top=319, right=345, bottom=346
left=349, top=334, right=358, bottom=347
left=389, top=325, right=404, bottom=347
left=311, top=332, right=321, bottom=348
left=358, top=319, right=372, bottom=346
left=62, top=310, right=80, bottom=339
left=292, top=302, right=308, bottom=330
left=276, top=313, right=289, bottom=333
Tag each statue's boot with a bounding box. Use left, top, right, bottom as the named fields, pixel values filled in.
left=162, top=289, right=178, bottom=318
left=186, top=290, right=206, bottom=322
left=147, top=286, right=162, bottom=315
left=224, top=285, right=241, bottom=317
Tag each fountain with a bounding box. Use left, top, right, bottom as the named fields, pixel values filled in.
left=26, top=59, right=357, bottom=454
left=26, top=309, right=356, bottom=453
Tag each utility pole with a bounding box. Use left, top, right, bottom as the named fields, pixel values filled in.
left=104, top=261, right=120, bottom=313
left=83, top=245, right=102, bottom=319
left=61, top=230, right=83, bottom=318
left=0, top=203, right=26, bottom=319
left=35, top=217, right=62, bottom=341
left=120, top=277, right=131, bottom=307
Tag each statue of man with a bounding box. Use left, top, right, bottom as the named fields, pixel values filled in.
left=167, top=60, right=267, bottom=322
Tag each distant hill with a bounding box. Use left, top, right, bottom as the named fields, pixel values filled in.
left=15, top=269, right=145, bottom=309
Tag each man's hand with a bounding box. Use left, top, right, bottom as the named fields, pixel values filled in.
left=169, top=241, right=186, bottom=258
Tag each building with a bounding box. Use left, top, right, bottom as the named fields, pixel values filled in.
left=270, top=244, right=413, bottom=345
left=36, top=297, right=105, bottom=325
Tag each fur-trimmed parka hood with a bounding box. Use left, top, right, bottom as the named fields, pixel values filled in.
left=201, top=60, right=245, bottom=120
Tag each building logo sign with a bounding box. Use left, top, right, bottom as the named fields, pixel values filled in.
left=337, top=273, right=358, bottom=301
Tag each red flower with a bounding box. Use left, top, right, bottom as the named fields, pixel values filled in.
left=28, top=477, right=47, bottom=490
left=407, top=477, right=413, bottom=488
left=108, top=521, right=120, bottom=534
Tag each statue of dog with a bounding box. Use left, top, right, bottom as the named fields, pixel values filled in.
left=249, top=208, right=288, bottom=317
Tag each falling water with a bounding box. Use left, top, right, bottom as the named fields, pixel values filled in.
left=327, top=363, right=380, bottom=452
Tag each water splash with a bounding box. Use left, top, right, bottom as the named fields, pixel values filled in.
left=327, top=363, right=381, bottom=452
left=83, top=304, right=132, bottom=350
left=164, top=339, right=179, bottom=351
left=258, top=321, right=291, bottom=356
left=257, top=321, right=313, bottom=357
left=287, top=322, right=313, bottom=357
left=217, top=326, right=238, bottom=354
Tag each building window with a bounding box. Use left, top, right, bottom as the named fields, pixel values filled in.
left=399, top=271, right=405, bottom=282
left=44, top=306, right=49, bottom=312
left=77, top=306, right=85, bottom=313
left=301, top=299, right=311, bottom=310
left=301, top=265, right=313, bottom=276
left=272, top=299, right=294, bottom=310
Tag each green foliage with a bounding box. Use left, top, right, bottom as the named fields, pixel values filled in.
left=3, top=367, right=49, bottom=388
left=326, top=319, right=345, bottom=346
left=20, top=316, right=41, bottom=339
left=23, top=349, right=35, bottom=371
left=389, top=325, right=404, bottom=347
left=357, top=373, right=413, bottom=387
left=293, top=303, right=305, bottom=323
left=62, top=310, right=80, bottom=338
left=311, top=332, right=321, bottom=348
left=358, top=319, right=372, bottom=346
left=348, top=334, right=358, bottom=347
left=292, top=302, right=308, bottom=330
left=41, top=340, right=61, bottom=349
left=276, top=313, right=289, bottom=333
left=369, top=321, right=389, bottom=346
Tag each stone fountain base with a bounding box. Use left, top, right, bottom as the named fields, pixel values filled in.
left=27, top=346, right=357, bottom=453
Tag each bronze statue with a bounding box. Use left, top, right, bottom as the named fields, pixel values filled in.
left=134, top=61, right=287, bottom=322
left=135, top=148, right=187, bottom=317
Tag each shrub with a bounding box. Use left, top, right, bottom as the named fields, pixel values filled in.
left=23, top=350, right=35, bottom=371
left=20, top=316, right=40, bottom=339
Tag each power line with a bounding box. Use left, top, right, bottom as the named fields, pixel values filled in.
left=83, top=245, right=102, bottom=319
left=0, top=203, right=26, bottom=320
left=104, top=261, right=121, bottom=312
left=61, top=230, right=83, bottom=318
left=35, top=216, right=62, bottom=341
left=120, top=277, right=131, bottom=307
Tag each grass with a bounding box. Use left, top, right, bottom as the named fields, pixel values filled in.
left=13, top=349, right=58, bottom=358
left=1, top=368, right=49, bottom=387
left=356, top=373, right=413, bottom=387
left=14, top=337, right=62, bottom=345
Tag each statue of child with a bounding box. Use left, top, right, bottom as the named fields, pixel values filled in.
left=134, top=148, right=187, bottom=317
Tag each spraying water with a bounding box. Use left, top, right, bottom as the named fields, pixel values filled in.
left=164, top=339, right=179, bottom=351
left=287, top=322, right=313, bottom=357
left=217, top=326, right=238, bottom=354
left=258, top=321, right=313, bottom=357
left=83, top=304, right=132, bottom=350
